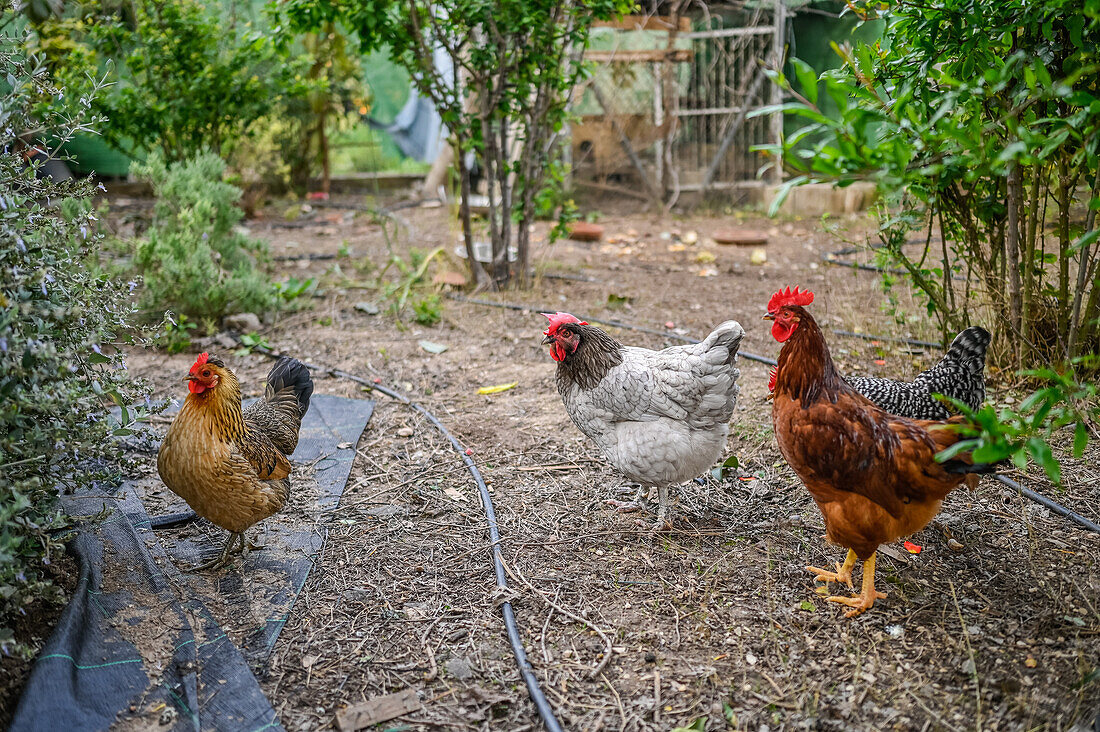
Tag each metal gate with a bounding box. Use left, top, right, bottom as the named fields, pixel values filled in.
left=571, top=2, right=785, bottom=204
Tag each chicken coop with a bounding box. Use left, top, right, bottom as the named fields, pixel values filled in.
left=571, top=1, right=785, bottom=205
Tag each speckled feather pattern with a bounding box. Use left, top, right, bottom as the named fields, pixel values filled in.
left=844, top=326, right=990, bottom=419
left=157, top=357, right=313, bottom=534
left=557, top=320, right=745, bottom=488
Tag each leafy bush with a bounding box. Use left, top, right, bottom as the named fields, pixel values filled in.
left=31, top=0, right=299, bottom=163
left=133, top=151, right=277, bottom=326
left=760, top=0, right=1100, bottom=477
left=0, top=32, right=144, bottom=656
left=760, top=0, right=1099, bottom=367
left=29, top=1, right=371, bottom=194
left=939, top=361, right=1100, bottom=485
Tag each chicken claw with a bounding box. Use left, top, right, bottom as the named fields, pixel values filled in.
left=824, top=552, right=887, bottom=618
left=806, top=548, right=857, bottom=588
left=188, top=531, right=245, bottom=572
left=606, top=485, right=648, bottom=514
left=605, top=499, right=645, bottom=514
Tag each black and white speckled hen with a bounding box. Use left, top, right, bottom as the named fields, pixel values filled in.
left=542, top=312, right=744, bottom=529
left=843, top=326, right=991, bottom=419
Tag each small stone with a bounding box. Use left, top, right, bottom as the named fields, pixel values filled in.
left=366, top=505, right=407, bottom=519
left=355, top=302, right=380, bottom=315
left=644, top=651, right=657, bottom=663
left=223, top=312, right=261, bottom=333
left=445, top=657, right=475, bottom=680
left=397, top=427, right=414, bottom=437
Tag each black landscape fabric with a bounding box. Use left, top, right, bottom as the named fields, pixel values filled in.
left=12, top=394, right=374, bottom=731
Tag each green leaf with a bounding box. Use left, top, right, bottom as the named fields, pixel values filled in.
left=1011, top=447, right=1028, bottom=470
left=1073, top=421, right=1088, bottom=459
left=671, top=718, right=707, bottom=732
left=1026, top=437, right=1061, bottom=484
left=791, top=57, right=819, bottom=106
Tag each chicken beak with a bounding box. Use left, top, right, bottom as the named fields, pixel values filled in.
left=762, top=313, right=775, bottom=321
left=541, top=335, right=553, bottom=345
left=183, top=375, right=195, bottom=382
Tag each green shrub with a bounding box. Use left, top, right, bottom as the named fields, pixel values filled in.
left=133, top=151, right=277, bottom=326
left=0, top=32, right=145, bottom=656
left=412, top=294, right=443, bottom=326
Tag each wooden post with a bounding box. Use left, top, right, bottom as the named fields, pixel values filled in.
left=771, top=0, right=787, bottom=185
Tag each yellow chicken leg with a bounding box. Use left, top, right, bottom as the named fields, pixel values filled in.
left=807, top=548, right=857, bottom=588
left=825, top=552, right=887, bottom=618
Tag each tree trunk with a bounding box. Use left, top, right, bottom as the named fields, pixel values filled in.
left=1067, top=167, right=1100, bottom=359
left=1057, top=156, right=1071, bottom=350
left=1021, top=164, right=1041, bottom=364
left=319, top=109, right=330, bottom=194
left=456, top=134, right=488, bottom=289
left=1006, top=162, right=1022, bottom=354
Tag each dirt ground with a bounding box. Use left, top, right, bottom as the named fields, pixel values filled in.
left=117, top=195, right=1100, bottom=731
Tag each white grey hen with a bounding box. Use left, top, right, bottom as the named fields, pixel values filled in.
left=542, top=312, right=745, bottom=529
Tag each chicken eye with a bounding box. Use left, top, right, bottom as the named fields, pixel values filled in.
left=202, top=370, right=211, bottom=378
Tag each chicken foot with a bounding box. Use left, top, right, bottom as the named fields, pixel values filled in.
left=188, top=531, right=247, bottom=572
left=806, top=548, right=857, bottom=588
left=605, top=485, right=648, bottom=513
left=632, top=485, right=672, bottom=532
left=824, top=552, right=887, bottom=618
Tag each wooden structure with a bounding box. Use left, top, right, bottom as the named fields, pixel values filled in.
left=571, top=2, right=786, bottom=204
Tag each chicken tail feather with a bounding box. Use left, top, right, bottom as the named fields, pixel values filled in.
left=945, top=326, right=991, bottom=368
left=266, top=356, right=314, bottom=418
left=706, top=320, right=746, bottom=364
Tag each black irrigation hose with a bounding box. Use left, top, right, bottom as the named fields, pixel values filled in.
left=831, top=329, right=941, bottom=351
left=250, top=348, right=565, bottom=732
left=447, top=294, right=779, bottom=367
left=824, top=246, right=1100, bottom=536
left=995, top=475, right=1100, bottom=535
left=148, top=511, right=199, bottom=530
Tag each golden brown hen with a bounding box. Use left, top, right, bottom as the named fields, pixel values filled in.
left=766, top=287, right=996, bottom=617
left=157, top=353, right=313, bottom=570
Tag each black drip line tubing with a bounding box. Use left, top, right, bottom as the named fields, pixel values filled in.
left=822, top=245, right=1100, bottom=535
left=449, top=293, right=1100, bottom=536
left=249, top=348, right=566, bottom=732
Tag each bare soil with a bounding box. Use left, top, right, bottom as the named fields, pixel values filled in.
left=0, top=553, right=78, bottom=729
left=117, top=195, right=1100, bottom=731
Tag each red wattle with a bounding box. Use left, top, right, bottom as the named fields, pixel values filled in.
left=188, top=380, right=206, bottom=395
left=550, top=343, right=565, bottom=362
left=772, top=321, right=794, bottom=343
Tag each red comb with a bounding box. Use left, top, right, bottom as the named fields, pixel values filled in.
left=542, top=312, right=587, bottom=335
left=189, top=352, right=210, bottom=375
left=767, top=286, right=814, bottom=313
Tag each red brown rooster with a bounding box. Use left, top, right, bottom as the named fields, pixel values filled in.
left=766, top=287, right=996, bottom=617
